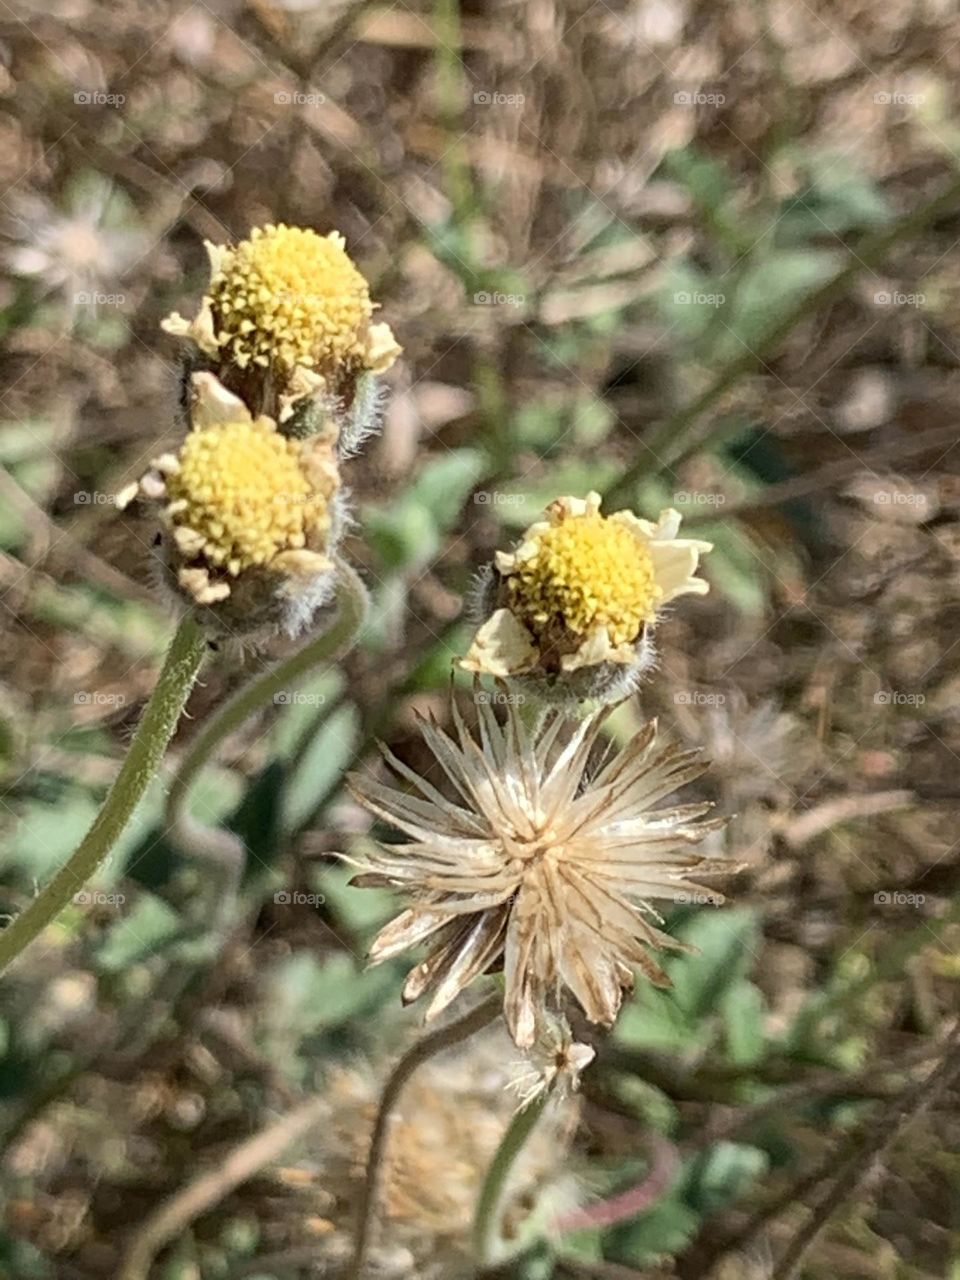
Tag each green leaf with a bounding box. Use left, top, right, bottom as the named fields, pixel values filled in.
left=281, top=701, right=359, bottom=832
left=365, top=449, right=487, bottom=571
left=721, top=981, right=767, bottom=1066
left=7, top=790, right=101, bottom=880
left=94, top=894, right=182, bottom=972
left=607, top=1192, right=700, bottom=1262
left=686, top=1141, right=769, bottom=1214
left=271, top=669, right=345, bottom=761
left=669, top=907, right=761, bottom=1021
left=490, top=460, right=621, bottom=529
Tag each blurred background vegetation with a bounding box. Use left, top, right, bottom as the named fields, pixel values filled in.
left=1, top=0, right=960, bottom=1277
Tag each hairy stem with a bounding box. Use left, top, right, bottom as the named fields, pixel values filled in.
left=473, top=1090, right=549, bottom=1267
left=0, top=615, right=207, bottom=976
left=165, top=559, right=369, bottom=917
left=348, top=993, right=502, bottom=1280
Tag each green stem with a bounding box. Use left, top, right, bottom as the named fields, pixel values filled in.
left=473, top=1090, right=549, bottom=1267
left=0, top=615, right=207, bottom=976
left=603, top=171, right=960, bottom=507
left=165, top=560, right=369, bottom=899
left=348, top=993, right=502, bottom=1280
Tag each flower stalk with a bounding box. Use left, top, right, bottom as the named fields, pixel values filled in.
left=166, top=559, right=369, bottom=890
left=347, top=992, right=502, bottom=1280
left=0, top=615, right=208, bottom=975
left=473, top=1090, right=549, bottom=1267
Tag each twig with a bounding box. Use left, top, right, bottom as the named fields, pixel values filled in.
left=603, top=171, right=960, bottom=505
left=0, top=465, right=157, bottom=605
left=682, top=421, right=960, bottom=526
left=769, top=1022, right=960, bottom=1280
left=778, top=789, right=914, bottom=849
left=555, top=1131, right=680, bottom=1233
left=117, top=1095, right=329, bottom=1280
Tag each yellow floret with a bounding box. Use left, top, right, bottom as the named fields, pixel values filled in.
left=508, top=513, right=661, bottom=646
left=165, top=418, right=327, bottom=574
left=208, top=224, right=373, bottom=374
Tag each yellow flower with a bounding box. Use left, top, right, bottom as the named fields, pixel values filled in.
left=118, top=373, right=340, bottom=636
left=462, top=492, right=712, bottom=692
left=165, top=416, right=327, bottom=576
left=162, top=224, right=400, bottom=418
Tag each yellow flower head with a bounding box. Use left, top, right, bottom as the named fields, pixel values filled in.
left=118, top=373, right=340, bottom=631
left=162, top=224, right=401, bottom=421
left=507, top=504, right=661, bottom=648
left=462, top=492, right=712, bottom=689
left=165, top=416, right=327, bottom=574
left=207, top=224, right=373, bottom=375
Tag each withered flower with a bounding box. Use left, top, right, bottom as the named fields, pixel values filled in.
left=347, top=692, right=728, bottom=1048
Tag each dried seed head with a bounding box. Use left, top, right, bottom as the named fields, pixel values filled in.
left=346, top=689, right=732, bottom=1048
